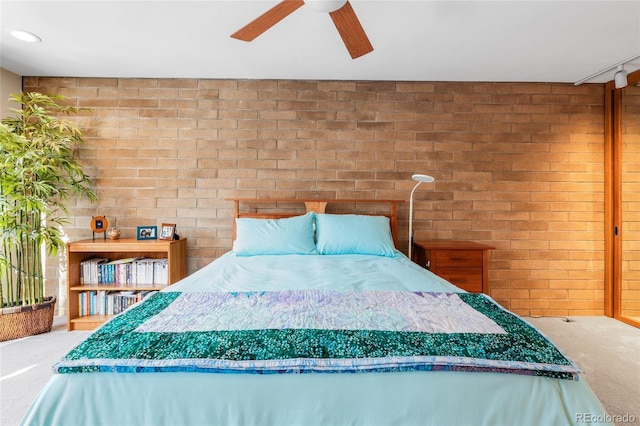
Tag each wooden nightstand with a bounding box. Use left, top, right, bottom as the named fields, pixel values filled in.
left=412, top=240, right=495, bottom=294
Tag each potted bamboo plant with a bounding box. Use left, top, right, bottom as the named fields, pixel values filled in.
left=0, top=92, right=97, bottom=341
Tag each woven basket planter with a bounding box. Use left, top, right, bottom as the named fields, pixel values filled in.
left=0, top=296, right=56, bottom=342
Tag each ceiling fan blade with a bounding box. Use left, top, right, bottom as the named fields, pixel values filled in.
left=231, top=0, right=304, bottom=42
left=329, top=1, right=373, bottom=59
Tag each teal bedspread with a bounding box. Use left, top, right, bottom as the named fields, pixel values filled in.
left=23, top=253, right=610, bottom=426
left=55, top=289, right=579, bottom=380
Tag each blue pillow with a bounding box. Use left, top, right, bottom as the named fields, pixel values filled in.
left=233, top=213, right=317, bottom=256
left=315, top=214, right=396, bottom=257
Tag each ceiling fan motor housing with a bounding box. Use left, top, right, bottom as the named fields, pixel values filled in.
left=305, top=0, right=348, bottom=13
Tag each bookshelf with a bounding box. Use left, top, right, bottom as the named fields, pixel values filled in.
left=66, top=238, right=187, bottom=331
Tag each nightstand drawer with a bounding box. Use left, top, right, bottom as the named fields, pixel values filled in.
left=435, top=250, right=482, bottom=267
left=436, top=267, right=483, bottom=293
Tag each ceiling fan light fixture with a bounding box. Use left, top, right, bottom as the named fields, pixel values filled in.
left=614, top=65, right=628, bottom=89
left=305, top=0, right=347, bottom=13
left=231, top=0, right=372, bottom=60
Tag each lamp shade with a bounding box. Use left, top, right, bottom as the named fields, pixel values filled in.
left=412, top=174, right=435, bottom=183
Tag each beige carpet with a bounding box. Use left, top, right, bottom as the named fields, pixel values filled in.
left=527, top=316, right=640, bottom=425
left=1, top=316, right=639, bottom=426
left=0, top=317, right=90, bottom=426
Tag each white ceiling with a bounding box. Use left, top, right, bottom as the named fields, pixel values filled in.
left=1, top=1, right=640, bottom=84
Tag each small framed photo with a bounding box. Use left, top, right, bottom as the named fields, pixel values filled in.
left=137, top=226, right=157, bottom=240
left=159, top=223, right=176, bottom=241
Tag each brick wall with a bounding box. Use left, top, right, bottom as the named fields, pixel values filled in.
left=23, top=77, right=606, bottom=316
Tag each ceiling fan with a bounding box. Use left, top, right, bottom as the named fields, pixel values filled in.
left=231, top=0, right=374, bottom=59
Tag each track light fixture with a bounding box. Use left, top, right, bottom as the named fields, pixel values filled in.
left=574, top=54, right=640, bottom=87
left=614, top=65, right=628, bottom=89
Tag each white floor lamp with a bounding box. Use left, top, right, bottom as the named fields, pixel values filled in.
left=408, top=173, right=435, bottom=260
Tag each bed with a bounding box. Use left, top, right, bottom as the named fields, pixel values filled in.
left=21, top=199, right=610, bottom=426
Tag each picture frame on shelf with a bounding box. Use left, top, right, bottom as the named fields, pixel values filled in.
left=159, top=223, right=176, bottom=241
left=136, top=226, right=157, bottom=240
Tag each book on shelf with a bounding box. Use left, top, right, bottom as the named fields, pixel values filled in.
left=79, top=257, right=169, bottom=286
left=78, top=290, right=156, bottom=317
left=80, top=258, right=109, bottom=285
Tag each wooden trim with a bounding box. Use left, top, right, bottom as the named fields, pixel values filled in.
left=411, top=241, right=495, bottom=250
left=618, top=68, right=640, bottom=327
left=616, top=316, right=640, bottom=329
left=627, top=68, right=640, bottom=87
left=612, top=87, right=623, bottom=320
left=227, top=198, right=404, bottom=204
left=606, top=69, right=639, bottom=324
left=390, top=202, right=398, bottom=248
left=67, top=238, right=185, bottom=253
left=604, top=81, right=615, bottom=317
left=304, top=201, right=328, bottom=214
left=226, top=198, right=404, bottom=246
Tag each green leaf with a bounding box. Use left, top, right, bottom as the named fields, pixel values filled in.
left=1, top=92, right=97, bottom=307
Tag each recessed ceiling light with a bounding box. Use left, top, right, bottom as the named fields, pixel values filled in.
left=10, top=29, right=41, bottom=43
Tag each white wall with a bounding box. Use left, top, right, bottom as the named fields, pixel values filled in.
left=1, top=68, right=22, bottom=118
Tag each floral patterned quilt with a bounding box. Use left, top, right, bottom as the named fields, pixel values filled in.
left=55, top=290, right=580, bottom=380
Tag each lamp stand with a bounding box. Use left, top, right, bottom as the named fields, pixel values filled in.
left=407, top=174, right=435, bottom=260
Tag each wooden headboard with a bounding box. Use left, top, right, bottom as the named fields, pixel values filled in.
left=226, top=198, right=404, bottom=247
